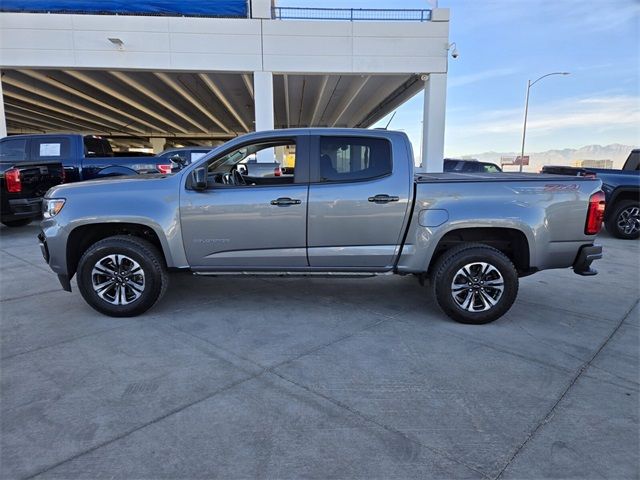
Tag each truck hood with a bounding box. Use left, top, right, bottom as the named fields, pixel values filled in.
left=46, top=173, right=175, bottom=198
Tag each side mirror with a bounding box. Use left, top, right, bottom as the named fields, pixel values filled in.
left=191, top=167, right=207, bottom=191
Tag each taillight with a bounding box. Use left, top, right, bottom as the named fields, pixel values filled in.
left=158, top=164, right=172, bottom=175
left=585, top=191, right=606, bottom=235
left=60, top=168, right=66, bottom=184
left=274, top=166, right=282, bottom=177
left=5, top=168, right=21, bottom=193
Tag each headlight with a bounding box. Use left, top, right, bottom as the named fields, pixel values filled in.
left=43, top=198, right=66, bottom=218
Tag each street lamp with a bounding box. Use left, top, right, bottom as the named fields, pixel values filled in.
left=518, top=72, right=570, bottom=172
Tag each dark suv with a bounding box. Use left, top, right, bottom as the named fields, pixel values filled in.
left=444, top=159, right=502, bottom=173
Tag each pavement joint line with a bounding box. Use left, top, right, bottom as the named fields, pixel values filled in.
left=581, top=371, right=640, bottom=392
left=21, top=314, right=395, bottom=478
left=21, top=371, right=264, bottom=480
left=0, top=248, right=53, bottom=273
left=494, top=297, right=640, bottom=480
left=152, top=322, right=260, bottom=375
left=267, top=369, right=492, bottom=479
left=1, top=288, right=64, bottom=303
left=166, top=314, right=391, bottom=374
left=258, top=276, right=411, bottom=321
left=516, top=298, right=626, bottom=324
left=392, top=314, right=581, bottom=376
left=0, top=324, right=132, bottom=362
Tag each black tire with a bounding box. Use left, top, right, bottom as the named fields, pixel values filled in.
left=77, top=235, right=168, bottom=317
left=1, top=218, right=33, bottom=227
left=431, top=243, right=518, bottom=324
left=605, top=200, right=640, bottom=240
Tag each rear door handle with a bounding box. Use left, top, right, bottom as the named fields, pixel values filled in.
left=368, top=194, right=399, bottom=204
left=270, top=197, right=302, bottom=206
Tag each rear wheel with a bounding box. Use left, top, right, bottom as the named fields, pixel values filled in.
left=77, top=235, right=168, bottom=317
left=1, top=218, right=32, bottom=227
left=431, top=244, right=518, bottom=324
left=606, top=200, right=640, bottom=240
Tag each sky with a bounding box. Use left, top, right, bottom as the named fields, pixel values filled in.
left=278, top=0, right=640, bottom=156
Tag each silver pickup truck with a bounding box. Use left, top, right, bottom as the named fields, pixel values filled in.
left=39, top=129, right=604, bottom=324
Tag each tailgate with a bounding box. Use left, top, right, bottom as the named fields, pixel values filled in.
left=9, top=161, right=64, bottom=197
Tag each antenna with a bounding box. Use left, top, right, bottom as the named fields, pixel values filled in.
left=383, top=111, right=397, bottom=130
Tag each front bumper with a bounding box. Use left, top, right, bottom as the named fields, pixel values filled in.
left=2, top=197, right=43, bottom=221
left=38, top=230, right=72, bottom=291
left=573, top=244, right=602, bottom=276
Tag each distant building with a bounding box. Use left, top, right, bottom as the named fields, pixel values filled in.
left=573, top=159, right=613, bottom=169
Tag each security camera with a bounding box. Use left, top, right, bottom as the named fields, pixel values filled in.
left=448, top=42, right=459, bottom=59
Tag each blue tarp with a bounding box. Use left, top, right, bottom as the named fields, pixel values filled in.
left=0, top=0, right=248, bottom=16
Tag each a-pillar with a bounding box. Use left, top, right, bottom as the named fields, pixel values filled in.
left=149, top=137, right=166, bottom=154
left=420, top=73, right=447, bottom=173
left=254, top=71, right=274, bottom=162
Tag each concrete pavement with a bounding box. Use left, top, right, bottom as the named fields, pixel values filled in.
left=1, top=223, right=638, bottom=479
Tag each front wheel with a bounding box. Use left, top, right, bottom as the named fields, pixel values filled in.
left=77, top=235, right=168, bottom=317
left=431, top=244, right=519, bottom=324
left=606, top=200, right=640, bottom=240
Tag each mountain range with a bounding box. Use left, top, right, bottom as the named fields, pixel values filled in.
left=456, top=144, right=637, bottom=171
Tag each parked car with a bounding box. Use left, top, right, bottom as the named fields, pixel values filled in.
left=542, top=149, right=639, bottom=239
left=156, top=146, right=212, bottom=171
left=444, top=158, right=502, bottom=173
left=39, top=128, right=604, bottom=324
left=0, top=134, right=175, bottom=183
left=0, top=136, right=64, bottom=227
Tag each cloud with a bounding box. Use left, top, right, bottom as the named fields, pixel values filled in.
left=459, top=94, right=640, bottom=135
left=448, top=67, right=519, bottom=88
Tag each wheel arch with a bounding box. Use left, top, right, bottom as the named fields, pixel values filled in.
left=426, top=227, right=532, bottom=276
left=606, top=187, right=640, bottom=219
left=66, top=221, right=169, bottom=280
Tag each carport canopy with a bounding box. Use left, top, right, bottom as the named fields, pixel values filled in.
left=1, top=68, right=425, bottom=150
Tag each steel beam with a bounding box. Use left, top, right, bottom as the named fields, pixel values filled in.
left=2, top=76, right=145, bottom=134
left=198, top=73, right=250, bottom=132
left=18, top=70, right=167, bottom=133
left=154, top=72, right=228, bottom=133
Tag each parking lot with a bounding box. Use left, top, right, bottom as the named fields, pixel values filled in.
left=0, top=223, right=638, bottom=479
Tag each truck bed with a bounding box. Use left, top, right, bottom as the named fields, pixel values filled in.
left=415, top=172, right=593, bottom=183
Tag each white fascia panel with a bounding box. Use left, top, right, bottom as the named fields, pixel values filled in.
left=71, top=14, right=170, bottom=32
left=170, top=33, right=261, bottom=55
left=169, top=17, right=261, bottom=34
left=169, top=53, right=262, bottom=71
left=262, top=35, right=351, bottom=56
left=353, top=37, right=447, bottom=57
left=263, top=55, right=353, bottom=74
left=73, top=30, right=171, bottom=52
left=352, top=21, right=448, bottom=38
left=353, top=56, right=447, bottom=74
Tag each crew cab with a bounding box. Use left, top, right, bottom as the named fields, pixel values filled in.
left=39, top=129, right=605, bottom=324
left=0, top=134, right=174, bottom=183
left=542, top=149, right=639, bottom=239
left=0, top=136, right=64, bottom=227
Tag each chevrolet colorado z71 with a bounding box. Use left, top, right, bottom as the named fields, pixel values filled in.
left=39, top=129, right=604, bottom=324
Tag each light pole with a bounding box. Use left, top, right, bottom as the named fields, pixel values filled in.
left=519, top=72, right=570, bottom=172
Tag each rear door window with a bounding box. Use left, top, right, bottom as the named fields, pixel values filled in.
left=318, top=136, right=391, bottom=182
left=84, top=136, right=113, bottom=157
left=0, top=138, right=28, bottom=162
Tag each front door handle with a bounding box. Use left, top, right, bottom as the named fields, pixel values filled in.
left=368, top=194, right=400, bottom=204
left=270, top=197, right=302, bottom=206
